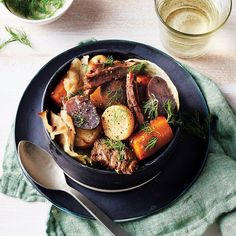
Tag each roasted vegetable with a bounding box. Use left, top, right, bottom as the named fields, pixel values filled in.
left=129, top=116, right=173, bottom=160
left=64, top=95, right=100, bottom=130
left=147, top=77, right=178, bottom=116
left=74, top=124, right=102, bottom=149
left=102, top=105, right=135, bottom=141
left=38, top=110, right=89, bottom=164
left=89, top=86, right=103, bottom=109
left=50, top=58, right=84, bottom=107
left=63, top=58, right=84, bottom=99
left=50, top=78, right=67, bottom=106
left=136, top=75, right=151, bottom=86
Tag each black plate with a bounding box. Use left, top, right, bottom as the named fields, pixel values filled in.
left=15, top=40, right=209, bottom=221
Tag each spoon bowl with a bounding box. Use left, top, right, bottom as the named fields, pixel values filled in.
left=18, top=140, right=66, bottom=190
left=18, top=140, right=128, bottom=236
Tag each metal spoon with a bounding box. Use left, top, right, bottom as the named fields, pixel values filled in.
left=18, top=140, right=129, bottom=236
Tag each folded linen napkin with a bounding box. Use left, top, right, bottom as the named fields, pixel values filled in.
left=0, top=57, right=236, bottom=235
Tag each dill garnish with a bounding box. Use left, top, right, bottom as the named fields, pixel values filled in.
left=72, top=112, right=86, bottom=128
left=182, top=112, right=211, bottom=140
left=0, top=26, right=31, bottom=50
left=104, top=55, right=114, bottom=67
left=107, top=85, right=124, bottom=105
left=65, top=90, right=84, bottom=100
left=4, top=0, right=64, bottom=20
left=112, top=111, right=119, bottom=123
left=163, top=99, right=181, bottom=125
left=110, top=107, right=126, bottom=124
left=128, top=62, right=146, bottom=74
left=143, top=95, right=159, bottom=120
left=104, top=138, right=126, bottom=161
left=140, top=122, right=153, bottom=134
left=163, top=99, right=211, bottom=140
left=145, top=137, right=158, bottom=151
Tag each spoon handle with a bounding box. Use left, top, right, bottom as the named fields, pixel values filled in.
left=64, top=185, right=129, bottom=236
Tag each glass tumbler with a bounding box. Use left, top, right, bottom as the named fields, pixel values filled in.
left=154, top=0, right=232, bottom=58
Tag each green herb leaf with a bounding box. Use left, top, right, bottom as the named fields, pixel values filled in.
left=4, top=0, right=64, bottom=20
left=143, top=96, right=159, bottom=120
left=163, top=100, right=210, bottom=140
left=104, top=55, right=114, bottom=67
left=163, top=99, right=181, bottom=126
left=0, top=26, right=31, bottom=50
left=128, top=62, right=146, bottom=74
left=145, top=137, right=158, bottom=151
left=107, top=85, right=124, bottom=105
left=182, top=112, right=211, bottom=140
left=104, top=138, right=127, bottom=161
left=72, top=112, right=86, bottom=128
left=140, top=122, right=153, bottom=134
left=65, top=89, right=84, bottom=100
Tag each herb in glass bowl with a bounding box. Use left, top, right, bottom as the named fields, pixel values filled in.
left=4, top=0, right=64, bottom=20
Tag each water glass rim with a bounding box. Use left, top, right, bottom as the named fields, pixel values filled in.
left=154, top=0, right=233, bottom=37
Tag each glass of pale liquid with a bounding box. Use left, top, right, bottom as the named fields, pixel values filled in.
left=154, top=0, right=232, bottom=58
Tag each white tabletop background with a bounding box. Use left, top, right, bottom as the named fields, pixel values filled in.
left=0, top=0, right=235, bottom=235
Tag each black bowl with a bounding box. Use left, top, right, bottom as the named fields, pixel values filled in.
left=41, top=48, right=181, bottom=192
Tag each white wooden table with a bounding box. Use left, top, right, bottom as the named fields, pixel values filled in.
left=0, top=1, right=235, bottom=235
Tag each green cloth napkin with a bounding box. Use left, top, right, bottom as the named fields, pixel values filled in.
left=1, top=61, right=236, bottom=236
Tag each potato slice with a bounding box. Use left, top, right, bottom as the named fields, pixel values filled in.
left=102, top=105, right=134, bottom=140
left=74, top=124, right=102, bottom=149
left=89, top=55, right=107, bottom=66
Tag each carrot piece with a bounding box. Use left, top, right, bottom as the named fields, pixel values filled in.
left=50, top=79, right=67, bottom=107
left=90, top=86, right=104, bottom=109
left=129, top=116, right=173, bottom=160
left=136, top=75, right=151, bottom=86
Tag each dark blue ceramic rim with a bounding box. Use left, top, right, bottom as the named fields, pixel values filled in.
left=15, top=40, right=210, bottom=222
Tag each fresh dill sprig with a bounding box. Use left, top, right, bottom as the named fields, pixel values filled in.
left=182, top=112, right=211, bottom=140
left=140, top=122, right=153, bottom=134
left=4, top=0, right=64, bottom=20
left=143, top=95, right=159, bottom=120
left=107, top=85, right=124, bottom=105
left=128, top=62, right=146, bottom=74
left=104, top=138, right=126, bottom=161
left=65, top=89, right=84, bottom=100
left=145, top=137, right=158, bottom=151
left=110, top=107, right=126, bottom=124
left=163, top=99, right=181, bottom=125
left=0, top=26, right=31, bottom=50
left=162, top=100, right=210, bottom=140
left=163, top=99, right=210, bottom=140
left=104, top=55, right=114, bottom=67
left=72, top=112, right=86, bottom=128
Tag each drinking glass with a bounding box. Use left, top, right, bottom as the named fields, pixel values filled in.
left=154, top=0, right=232, bottom=58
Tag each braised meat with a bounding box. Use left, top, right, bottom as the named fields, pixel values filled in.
left=84, top=61, right=135, bottom=94
left=126, top=72, right=145, bottom=125
left=91, top=139, right=138, bottom=174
